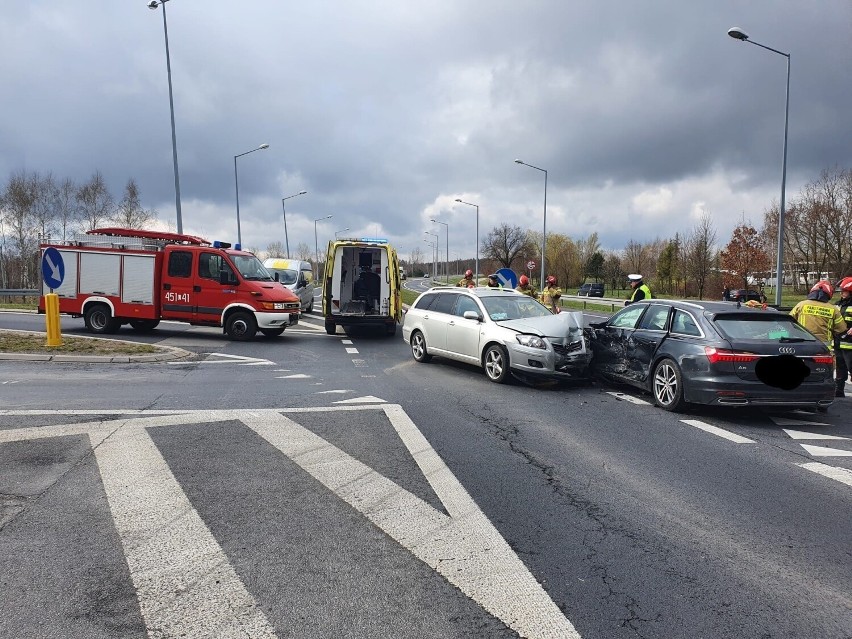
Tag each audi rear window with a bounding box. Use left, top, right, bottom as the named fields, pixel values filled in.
left=713, top=315, right=818, bottom=341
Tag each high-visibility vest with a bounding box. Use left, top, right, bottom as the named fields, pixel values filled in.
left=790, top=299, right=846, bottom=347
left=837, top=301, right=852, bottom=350
left=629, top=283, right=652, bottom=303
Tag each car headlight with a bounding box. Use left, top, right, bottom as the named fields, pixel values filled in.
left=516, top=334, right=546, bottom=349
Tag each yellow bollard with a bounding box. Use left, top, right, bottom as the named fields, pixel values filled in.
left=45, top=293, right=63, bottom=347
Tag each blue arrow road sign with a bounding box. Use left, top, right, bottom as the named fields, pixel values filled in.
left=42, top=247, right=65, bottom=290
left=495, top=268, right=518, bottom=289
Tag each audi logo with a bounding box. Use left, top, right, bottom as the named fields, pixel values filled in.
left=778, top=346, right=796, bottom=354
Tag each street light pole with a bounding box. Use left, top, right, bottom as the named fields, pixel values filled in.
left=335, top=227, right=350, bottom=238
left=424, top=240, right=436, bottom=279
left=515, top=159, right=548, bottom=289
left=454, top=199, right=479, bottom=281
left=147, top=0, right=183, bottom=234
left=314, top=214, right=333, bottom=280
left=281, top=190, right=307, bottom=258
left=234, top=143, right=270, bottom=246
left=425, top=232, right=438, bottom=279
left=431, top=219, right=449, bottom=283
left=728, top=26, right=790, bottom=307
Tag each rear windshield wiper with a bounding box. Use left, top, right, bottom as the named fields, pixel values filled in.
left=779, top=337, right=805, bottom=343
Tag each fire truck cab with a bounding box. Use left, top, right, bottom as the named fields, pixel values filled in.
left=38, top=228, right=301, bottom=341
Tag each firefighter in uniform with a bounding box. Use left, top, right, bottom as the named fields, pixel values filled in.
left=789, top=281, right=847, bottom=352
left=539, top=275, right=562, bottom=313
left=833, top=277, right=852, bottom=397
left=625, top=274, right=652, bottom=305
left=456, top=269, right=476, bottom=288
left=516, top=274, right=536, bottom=297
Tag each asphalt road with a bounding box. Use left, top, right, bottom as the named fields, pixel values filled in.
left=1, top=299, right=851, bottom=638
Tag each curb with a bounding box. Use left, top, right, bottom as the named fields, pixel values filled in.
left=0, top=330, right=193, bottom=363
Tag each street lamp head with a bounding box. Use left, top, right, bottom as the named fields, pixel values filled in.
left=147, top=0, right=159, bottom=9
left=727, top=27, right=749, bottom=41
left=299, top=190, right=307, bottom=195
left=258, top=143, right=270, bottom=150
left=514, top=159, right=524, bottom=164
left=454, top=198, right=462, bottom=203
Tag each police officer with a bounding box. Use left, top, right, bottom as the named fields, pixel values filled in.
left=625, top=274, right=652, bottom=305
left=539, top=275, right=562, bottom=313
left=833, top=277, right=852, bottom=397
left=456, top=269, right=476, bottom=288
left=516, top=274, right=536, bottom=297
left=789, top=281, right=847, bottom=351
left=486, top=274, right=501, bottom=288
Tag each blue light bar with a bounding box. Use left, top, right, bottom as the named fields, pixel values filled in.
left=213, top=240, right=232, bottom=249
left=234, top=243, right=242, bottom=251
left=359, top=237, right=387, bottom=243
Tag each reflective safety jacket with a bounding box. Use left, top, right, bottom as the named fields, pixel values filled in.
left=627, top=283, right=652, bottom=305
left=516, top=284, right=537, bottom=297
left=837, top=298, right=852, bottom=350
left=539, top=285, right=562, bottom=310
left=790, top=299, right=847, bottom=348
left=456, top=277, right=475, bottom=288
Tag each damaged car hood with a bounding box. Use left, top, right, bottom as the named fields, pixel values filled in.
left=499, top=311, right=585, bottom=337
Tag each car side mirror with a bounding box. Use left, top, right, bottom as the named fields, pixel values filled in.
left=463, top=310, right=482, bottom=321
left=220, top=270, right=237, bottom=286
left=274, top=272, right=280, bottom=282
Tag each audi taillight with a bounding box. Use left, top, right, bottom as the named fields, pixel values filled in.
left=704, top=347, right=761, bottom=364
left=812, top=355, right=834, bottom=365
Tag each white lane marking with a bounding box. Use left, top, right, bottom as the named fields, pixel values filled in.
left=243, top=408, right=581, bottom=639
left=799, top=462, right=852, bottom=487
left=1, top=380, right=21, bottom=384
left=783, top=429, right=849, bottom=441
left=605, top=391, right=651, bottom=405
left=800, top=444, right=852, bottom=457
left=276, top=374, right=311, bottom=379
left=341, top=340, right=353, bottom=345
left=315, top=390, right=350, bottom=394
left=770, top=416, right=830, bottom=427
left=680, top=419, right=755, bottom=444
left=166, top=353, right=275, bottom=366
left=273, top=369, right=291, bottom=372
left=93, top=420, right=277, bottom=638
left=333, top=395, right=386, bottom=404
left=352, top=359, right=368, bottom=368
left=345, top=347, right=359, bottom=354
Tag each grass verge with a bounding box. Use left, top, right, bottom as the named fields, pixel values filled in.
left=0, top=331, right=159, bottom=355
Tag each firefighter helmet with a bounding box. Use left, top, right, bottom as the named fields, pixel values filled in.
left=546, top=275, right=557, bottom=285
left=464, top=269, right=473, bottom=278
left=811, top=280, right=835, bottom=298
left=519, top=275, right=529, bottom=286
left=838, top=276, right=852, bottom=292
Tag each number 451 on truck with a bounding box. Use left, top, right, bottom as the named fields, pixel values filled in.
left=38, top=227, right=302, bottom=341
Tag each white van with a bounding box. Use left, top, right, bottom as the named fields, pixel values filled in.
left=322, top=238, right=401, bottom=336
left=263, top=258, right=315, bottom=312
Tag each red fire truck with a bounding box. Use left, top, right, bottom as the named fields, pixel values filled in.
left=38, top=227, right=302, bottom=341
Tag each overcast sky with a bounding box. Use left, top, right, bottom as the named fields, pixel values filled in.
left=3, top=1, right=850, bottom=264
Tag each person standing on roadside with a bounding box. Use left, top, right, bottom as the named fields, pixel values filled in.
left=516, top=274, right=537, bottom=297
left=789, top=281, right=847, bottom=355
left=486, top=274, right=501, bottom=288
left=456, top=269, right=476, bottom=288
left=625, top=274, right=652, bottom=306
left=539, top=275, right=562, bottom=313
left=833, top=277, right=852, bottom=397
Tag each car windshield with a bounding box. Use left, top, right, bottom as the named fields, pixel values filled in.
left=481, top=295, right=552, bottom=321
left=268, top=268, right=297, bottom=285
left=232, top=255, right=274, bottom=281
left=714, top=315, right=818, bottom=341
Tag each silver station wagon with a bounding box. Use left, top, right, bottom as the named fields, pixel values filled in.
left=402, top=287, right=592, bottom=383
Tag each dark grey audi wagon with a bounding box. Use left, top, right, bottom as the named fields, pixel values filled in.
left=589, top=300, right=835, bottom=412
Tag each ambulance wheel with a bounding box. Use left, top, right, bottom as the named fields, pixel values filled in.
left=260, top=327, right=286, bottom=337
left=85, top=304, right=120, bottom=334
left=129, top=319, right=160, bottom=332
left=226, top=311, right=257, bottom=341
left=325, top=321, right=336, bottom=335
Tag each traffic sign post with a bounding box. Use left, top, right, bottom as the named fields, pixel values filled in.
left=41, top=248, right=64, bottom=347
left=526, top=260, right=536, bottom=285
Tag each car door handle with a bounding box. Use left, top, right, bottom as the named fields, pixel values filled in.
left=449, top=321, right=456, bottom=326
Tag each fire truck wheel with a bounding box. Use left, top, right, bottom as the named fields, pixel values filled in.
left=129, top=319, right=160, bottom=332
left=260, top=327, right=286, bottom=337
left=84, top=304, right=120, bottom=334
left=225, top=311, right=257, bottom=341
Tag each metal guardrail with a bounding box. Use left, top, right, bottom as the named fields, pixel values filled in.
left=0, top=289, right=39, bottom=296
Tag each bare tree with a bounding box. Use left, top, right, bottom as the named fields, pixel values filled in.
left=55, top=177, right=79, bottom=241
left=266, top=241, right=285, bottom=258
left=685, top=211, right=718, bottom=299
left=31, top=172, right=59, bottom=241
left=1, top=171, right=38, bottom=287
left=114, top=178, right=156, bottom=229
left=295, top=242, right=313, bottom=261
left=76, top=172, right=114, bottom=231
left=482, top=223, right=534, bottom=269
left=622, top=239, right=647, bottom=275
